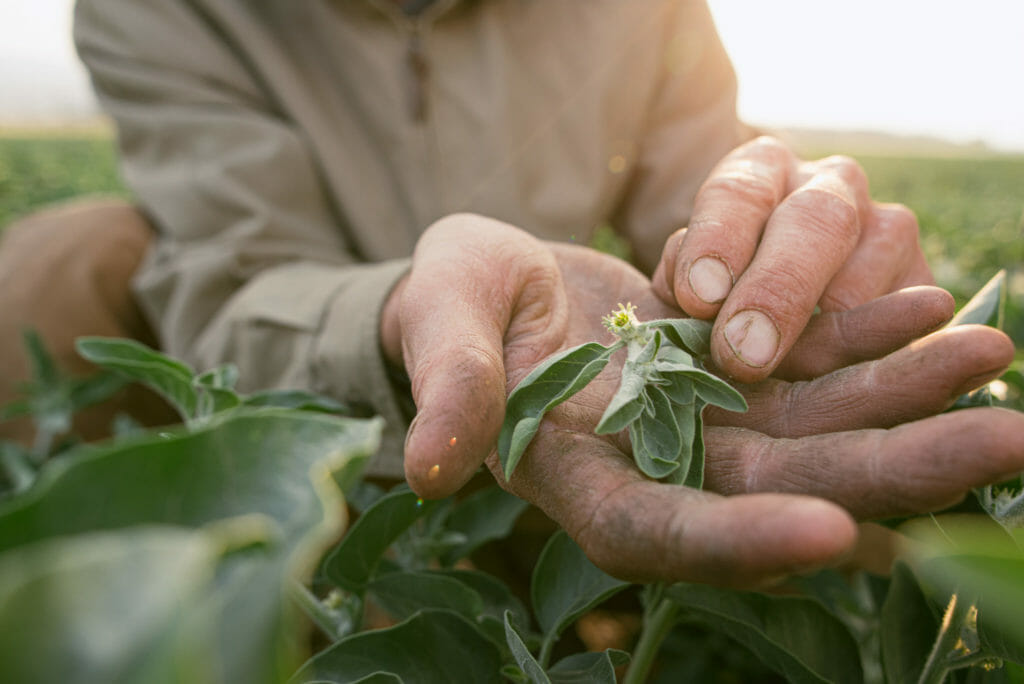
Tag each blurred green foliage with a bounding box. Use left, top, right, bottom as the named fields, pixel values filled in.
left=0, top=134, right=129, bottom=229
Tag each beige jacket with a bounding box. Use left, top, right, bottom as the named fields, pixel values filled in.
left=74, top=0, right=751, bottom=476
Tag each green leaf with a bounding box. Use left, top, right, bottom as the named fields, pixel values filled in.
left=68, top=371, right=129, bottom=412
left=368, top=570, right=484, bottom=622
left=0, top=410, right=379, bottom=552
left=293, top=610, right=503, bottom=684
left=0, top=409, right=381, bottom=684
left=194, top=365, right=243, bottom=417
left=906, top=516, right=1024, bottom=665
left=549, top=650, right=629, bottom=684
left=75, top=337, right=199, bottom=421
left=880, top=562, right=939, bottom=684
left=681, top=407, right=706, bottom=489
left=436, top=568, right=533, bottom=650
left=498, top=342, right=616, bottom=479
left=440, top=486, right=530, bottom=566
left=687, top=411, right=707, bottom=488
left=629, top=387, right=683, bottom=480
left=22, top=328, right=61, bottom=389
left=664, top=400, right=697, bottom=486
left=657, top=372, right=696, bottom=405
left=0, top=527, right=227, bottom=684
left=642, top=318, right=713, bottom=356
left=531, top=530, right=630, bottom=647
left=194, top=364, right=239, bottom=390
left=594, top=369, right=647, bottom=435
left=323, top=489, right=440, bottom=593
left=242, top=389, right=350, bottom=414
left=947, top=269, right=1006, bottom=329
left=0, top=441, right=35, bottom=495
left=663, top=367, right=747, bottom=413
left=665, top=583, right=864, bottom=684
left=505, top=610, right=551, bottom=684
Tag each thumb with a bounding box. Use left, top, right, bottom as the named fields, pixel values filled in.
left=399, top=214, right=567, bottom=498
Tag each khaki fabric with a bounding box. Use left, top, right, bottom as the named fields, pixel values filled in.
left=0, top=199, right=178, bottom=445
left=73, top=0, right=751, bottom=476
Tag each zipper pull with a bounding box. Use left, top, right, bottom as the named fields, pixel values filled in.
left=406, top=30, right=429, bottom=122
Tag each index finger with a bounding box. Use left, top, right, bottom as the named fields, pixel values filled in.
left=656, top=137, right=795, bottom=319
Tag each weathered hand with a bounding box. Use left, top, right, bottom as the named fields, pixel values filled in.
left=384, top=214, right=1023, bottom=587
left=652, top=136, right=934, bottom=383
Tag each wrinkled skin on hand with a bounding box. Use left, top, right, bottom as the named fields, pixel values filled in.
left=382, top=214, right=1023, bottom=587
left=654, top=136, right=935, bottom=384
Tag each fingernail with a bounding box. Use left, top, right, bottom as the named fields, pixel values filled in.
left=688, top=256, right=733, bottom=304
left=724, top=310, right=779, bottom=367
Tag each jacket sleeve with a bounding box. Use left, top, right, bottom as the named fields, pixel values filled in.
left=74, top=0, right=411, bottom=476
left=614, top=0, right=758, bottom=274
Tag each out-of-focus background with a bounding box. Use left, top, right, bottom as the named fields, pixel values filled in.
left=1, top=0, right=1022, bottom=338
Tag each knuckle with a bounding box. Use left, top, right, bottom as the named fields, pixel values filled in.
left=786, top=185, right=860, bottom=245
left=701, top=170, right=781, bottom=213
left=873, top=203, right=921, bottom=243
left=741, top=135, right=791, bottom=163
left=817, top=154, right=869, bottom=190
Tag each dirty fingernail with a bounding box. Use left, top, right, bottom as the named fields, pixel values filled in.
left=724, top=310, right=779, bottom=367
left=688, top=256, right=733, bottom=304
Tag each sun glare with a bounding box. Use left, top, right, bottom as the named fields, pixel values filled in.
left=707, top=0, right=1024, bottom=151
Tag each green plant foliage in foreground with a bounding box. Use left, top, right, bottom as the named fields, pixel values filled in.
left=2, top=279, right=1024, bottom=679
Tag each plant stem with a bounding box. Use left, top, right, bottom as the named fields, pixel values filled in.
left=538, top=636, right=555, bottom=671
left=290, top=581, right=347, bottom=641
left=624, top=595, right=679, bottom=684
left=917, top=592, right=972, bottom=684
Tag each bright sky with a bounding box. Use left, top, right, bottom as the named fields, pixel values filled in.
left=1, top=1, right=1022, bottom=152
left=708, top=1, right=1024, bottom=151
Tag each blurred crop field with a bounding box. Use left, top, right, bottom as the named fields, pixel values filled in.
left=1, top=127, right=1022, bottom=380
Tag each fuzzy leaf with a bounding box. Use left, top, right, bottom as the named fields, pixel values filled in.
left=880, top=562, right=938, bottom=684
left=324, top=489, right=440, bottom=593
left=437, top=569, right=533, bottom=649
left=663, top=367, right=747, bottom=413
left=906, top=515, right=1024, bottom=665
left=294, top=610, right=502, bottom=684
left=75, top=337, right=198, bottom=421
left=661, top=400, right=698, bottom=486
left=242, top=390, right=350, bottom=414
left=682, top=408, right=706, bottom=489
left=194, top=364, right=239, bottom=390
left=549, top=650, right=629, bottom=684
left=629, top=388, right=683, bottom=479
left=68, top=371, right=129, bottom=412
left=947, top=269, right=1006, bottom=329
left=0, top=527, right=226, bottom=684
left=642, top=318, right=713, bottom=356
left=531, top=530, right=629, bottom=645
left=505, top=611, right=550, bottom=684
left=368, top=570, right=484, bottom=622
left=666, top=583, right=864, bottom=684
left=498, top=342, right=616, bottom=479
left=440, top=486, right=530, bottom=566
left=0, top=409, right=382, bottom=684
left=657, top=372, right=696, bottom=405
left=594, top=369, right=646, bottom=434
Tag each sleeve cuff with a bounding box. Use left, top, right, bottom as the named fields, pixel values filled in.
left=312, top=259, right=411, bottom=479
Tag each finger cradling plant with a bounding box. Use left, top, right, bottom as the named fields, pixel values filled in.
left=498, top=303, right=747, bottom=486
